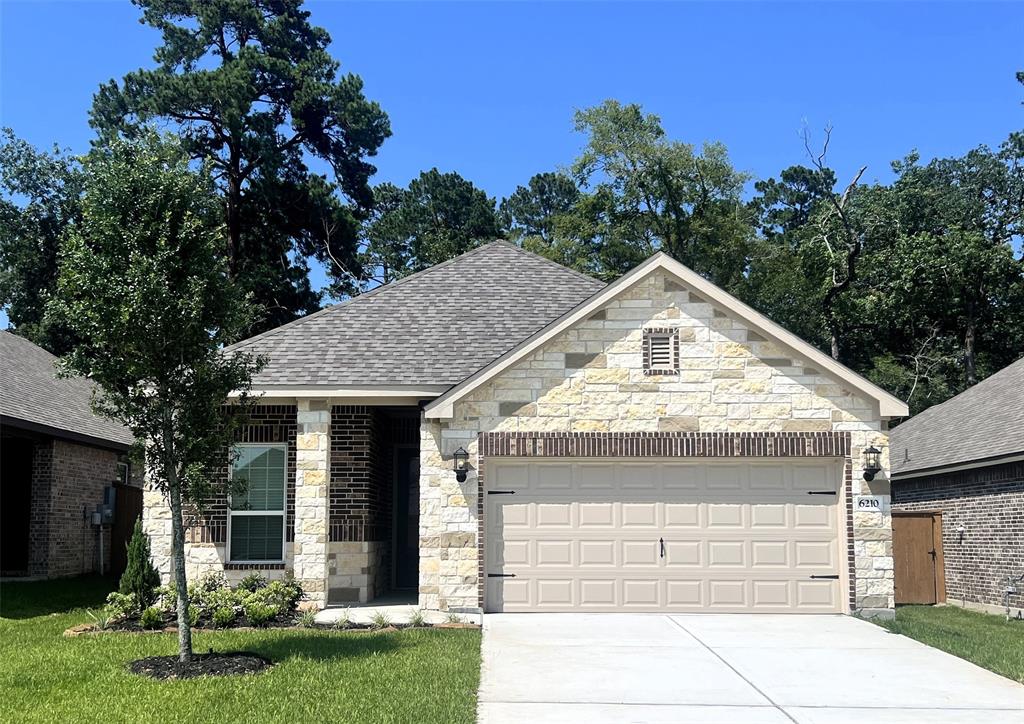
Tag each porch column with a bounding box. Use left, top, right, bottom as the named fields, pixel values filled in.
left=294, top=399, right=330, bottom=608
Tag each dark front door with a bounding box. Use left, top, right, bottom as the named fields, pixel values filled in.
left=394, top=447, right=420, bottom=590
left=1, top=438, right=33, bottom=575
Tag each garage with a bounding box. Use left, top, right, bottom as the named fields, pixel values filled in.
left=485, top=459, right=846, bottom=613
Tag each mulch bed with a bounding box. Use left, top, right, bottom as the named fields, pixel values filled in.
left=128, top=652, right=273, bottom=680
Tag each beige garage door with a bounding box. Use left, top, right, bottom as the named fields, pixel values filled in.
left=485, top=459, right=845, bottom=613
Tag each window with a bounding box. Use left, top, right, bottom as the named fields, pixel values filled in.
left=228, top=444, right=286, bottom=562
left=643, top=328, right=679, bottom=375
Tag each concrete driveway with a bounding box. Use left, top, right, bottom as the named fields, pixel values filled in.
left=478, top=613, right=1024, bottom=723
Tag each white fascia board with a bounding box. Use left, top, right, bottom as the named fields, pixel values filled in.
left=424, top=253, right=909, bottom=419
left=230, top=384, right=448, bottom=400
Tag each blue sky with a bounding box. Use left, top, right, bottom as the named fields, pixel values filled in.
left=1, top=1, right=1022, bottom=312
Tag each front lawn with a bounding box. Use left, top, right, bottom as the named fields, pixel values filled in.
left=874, top=605, right=1024, bottom=683
left=0, top=576, right=481, bottom=724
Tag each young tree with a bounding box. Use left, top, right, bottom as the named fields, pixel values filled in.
left=119, top=518, right=161, bottom=610
left=49, top=133, right=265, bottom=662
left=90, top=0, right=391, bottom=333
left=0, top=130, right=84, bottom=354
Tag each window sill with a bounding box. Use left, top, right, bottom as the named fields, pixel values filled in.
left=224, top=562, right=286, bottom=571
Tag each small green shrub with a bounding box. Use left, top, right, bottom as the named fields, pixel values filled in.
left=370, top=611, right=392, bottom=629
left=187, top=604, right=201, bottom=628
left=408, top=609, right=426, bottom=627
left=212, top=606, right=236, bottom=628
left=155, top=584, right=177, bottom=612
left=297, top=609, right=317, bottom=628
left=245, top=602, right=279, bottom=626
left=445, top=612, right=463, bottom=624
left=118, top=518, right=161, bottom=610
left=86, top=608, right=112, bottom=630
left=104, top=591, right=138, bottom=621
left=237, top=572, right=267, bottom=592
left=332, top=610, right=351, bottom=630
left=140, top=606, right=164, bottom=630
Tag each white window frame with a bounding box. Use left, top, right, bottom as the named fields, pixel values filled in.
left=227, top=442, right=288, bottom=565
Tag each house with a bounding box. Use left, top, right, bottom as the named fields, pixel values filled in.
left=141, top=242, right=907, bottom=617
left=890, top=357, right=1024, bottom=615
left=0, top=330, right=137, bottom=578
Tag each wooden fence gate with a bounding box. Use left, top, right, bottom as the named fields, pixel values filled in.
left=111, top=484, right=144, bottom=579
left=892, top=511, right=946, bottom=605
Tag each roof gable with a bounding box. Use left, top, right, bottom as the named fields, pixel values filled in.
left=890, top=355, right=1024, bottom=476
left=424, top=253, right=909, bottom=418
left=228, top=241, right=606, bottom=388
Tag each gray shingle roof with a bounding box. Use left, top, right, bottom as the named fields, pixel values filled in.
left=0, top=331, right=134, bottom=448
left=229, top=241, right=607, bottom=387
left=890, top=355, right=1024, bottom=476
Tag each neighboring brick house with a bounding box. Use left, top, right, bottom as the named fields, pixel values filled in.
left=1, top=331, right=136, bottom=578
left=143, top=242, right=908, bottom=617
left=891, top=357, right=1024, bottom=616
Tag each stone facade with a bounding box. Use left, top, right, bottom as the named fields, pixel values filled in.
left=893, top=461, right=1024, bottom=611
left=420, top=269, right=894, bottom=614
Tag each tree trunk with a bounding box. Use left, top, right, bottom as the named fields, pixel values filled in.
left=964, top=318, right=977, bottom=386
left=830, top=329, right=840, bottom=361
left=166, top=470, right=193, bottom=663
left=226, top=175, right=241, bottom=278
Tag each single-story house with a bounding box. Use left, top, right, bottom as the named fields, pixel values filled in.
left=890, top=357, right=1023, bottom=615
left=1, top=330, right=138, bottom=578
left=142, top=241, right=907, bottom=617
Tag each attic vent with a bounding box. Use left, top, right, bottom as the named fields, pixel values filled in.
left=643, top=328, right=679, bottom=375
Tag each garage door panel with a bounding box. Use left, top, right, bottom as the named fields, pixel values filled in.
left=486, top=459, right=844, bottom=613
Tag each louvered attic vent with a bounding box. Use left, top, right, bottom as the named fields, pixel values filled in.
left=643, top=328, right=679, bottom=375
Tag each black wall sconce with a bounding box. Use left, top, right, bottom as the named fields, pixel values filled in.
left=453, top=447, right=470, bottom=483
left=862, top=445, right=882, bottom=481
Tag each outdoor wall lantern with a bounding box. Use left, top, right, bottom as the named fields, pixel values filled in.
left=862, top=445, right=882, bottom=481
left=453, top=447, right=470, bottom=483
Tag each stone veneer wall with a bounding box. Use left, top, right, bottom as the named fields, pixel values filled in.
left=27, top=438, right=119, bottom=577
left=420, top=269, right=894, bottom=614
left=893, top=461, right=1024, bottom=610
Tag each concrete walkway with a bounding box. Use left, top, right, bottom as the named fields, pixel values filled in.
left=478, top=613, right=1024, bottom=723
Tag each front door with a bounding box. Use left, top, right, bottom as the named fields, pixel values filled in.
left=893, top=512, right=945, bottom=604
left=394, top=447, right=420, bottom=590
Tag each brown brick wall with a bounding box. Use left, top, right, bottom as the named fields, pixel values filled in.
left=893, top=461, right=1024, bottom=608
left=189, top=405, right=297, bottom=545
left=26, top=438, right=120, bottom=577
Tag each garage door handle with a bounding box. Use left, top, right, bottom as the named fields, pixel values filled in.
left=488, top=573, right=516, bottom=578
left=807, top=490, right=837, bottom=495
left=659, top=537, right=665, bottom=558
left=809, top=574, right=840, bottom=580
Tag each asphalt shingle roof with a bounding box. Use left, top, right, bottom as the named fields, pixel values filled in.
left=0, top=330, right=134, bottom=448
left=890, top=355, right=1024, bottom=476
left=229, top=241, right=607, bottom=387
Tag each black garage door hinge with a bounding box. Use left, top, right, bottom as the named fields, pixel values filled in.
left=487, top=490, right=516, bottom=495
left=809, top=574, right=840, bottom=580
left=806, top=490, right=837, bottom=495
left=488, top=573, right=516, bottom=578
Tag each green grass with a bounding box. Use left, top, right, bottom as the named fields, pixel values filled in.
left=874, top=605, right=1024, bottom=683
left=0, top=576, right=481, bottom=724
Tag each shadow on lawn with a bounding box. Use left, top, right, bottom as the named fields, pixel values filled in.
left=235, top=630, right=405, bottom=664
left=0, top=575, right=116, bottom=619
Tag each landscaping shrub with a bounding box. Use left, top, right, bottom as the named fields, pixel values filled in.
left=212, top=606, right=236, bottom=628
left=238, top=572, right=267, bottom=592
left=245, top=602, right=279, bottom=626
left=139, top=606, right=163, bottom=630
left=155, top=583, right=177, bottom=612
left=104, top=592, right=138, bottom=621
left=297, top=609, right=317, bottom=628
left=119, top=519, right=161, bottom=610
left=187, top=604, right=201, bottom=628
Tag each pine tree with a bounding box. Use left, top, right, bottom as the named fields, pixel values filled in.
left=119, top=518, right=160, bottom=610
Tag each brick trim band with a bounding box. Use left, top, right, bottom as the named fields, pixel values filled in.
left=477, top=430, right=855, bottom=612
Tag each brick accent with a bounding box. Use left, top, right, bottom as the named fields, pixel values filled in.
left=893, top=461, right=1024, bottom=609
left=24, top=437, right=120, bottom=577
left=642, top=327, right=682, bottom=375
left=476, top=431, right=857, bottom=611
left=188, top=405, right=297, bottom=545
